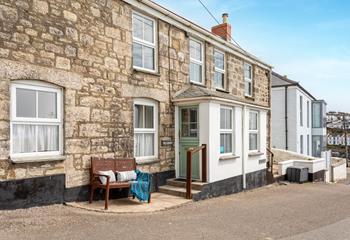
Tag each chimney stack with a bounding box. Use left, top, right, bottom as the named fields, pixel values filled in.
left=211, top=13, right=231, bottom=41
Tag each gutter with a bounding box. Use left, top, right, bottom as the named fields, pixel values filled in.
left=285, top=86, right=288, bottom=150
left=123, top=0, right=272, bottom=71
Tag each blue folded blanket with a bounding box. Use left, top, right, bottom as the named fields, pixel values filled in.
left=130, top=170, right=151, bottom=202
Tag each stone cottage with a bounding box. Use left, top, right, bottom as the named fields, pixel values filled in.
left=0, top=0, right=272, bottom=209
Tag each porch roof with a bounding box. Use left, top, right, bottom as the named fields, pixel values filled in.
left=173, top=85, right=241, bottom=102
left=172, top=85, right=270, bottom=110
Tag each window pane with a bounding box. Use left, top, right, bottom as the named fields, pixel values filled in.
left=190, top=62, right=202, bottom=83
left=144, top=105, right=154, bottom=128
left=181, top=123, right=189, bottom=137
left=133, top=16, right=143, bottom=39
left=38, top=91, right=57, bottom=119
left=144, top=133, right=154, bottom=156
left=181, top=109, right=189, bottom=123
left=135, top=133, right=143, bottom=157
left=190, top=109, right=197, bottom=123
left=245, top=81, right=252, bottom=96
left=189, top=123, right=198, bottom=137
left=143, top=46, right=154, bottom=70
left=143, top=18, right=154, bottom=43
left=215, top=72, right=224, bottom=89
left=220, top=108, right=232, bottom=129
left=134, top=104, right=144, bottom=128
left=190, top=40, right=201, bottom=61
left=244, top=64, right=252, bottom=79
left=133, top=43, right=142, bottom=68
left=214, top=51, right=224, bottom=70
left=13, top=124, right=36, bottom=153
left=16, top=88, right=36, bottom=118
left=220, top=133, right=232, bottom=154
left=313, top=102, right=322, bottom=128
left=249, top=112, right=258, bottom=130
left=249, top=133, right=258, bottom=151
left=37, top=125, right=59, bottom=152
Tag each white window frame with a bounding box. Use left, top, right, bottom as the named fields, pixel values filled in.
left=300, top=135, right=304, bottom=154
left=244, top=63, right=253, bottom=97
left=10, top=81, right=63, bottom=158
left=133, top=98, right=158, bottom=161
left=214, top=49, right=225, bottom=90
left=132, top=11, right=157, bottom=73
left=189, top=38, right=205, bottom=85
left=249, top=110, right=259, bottom=152
left=220, top=106, right=234, bottom=156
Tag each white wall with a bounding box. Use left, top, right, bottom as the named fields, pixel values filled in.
left=295, top=88, right=313, bottom=156
left=271, top=86, right=313, bottom=156
left=175, top=101, right=268, bottom=184
left=271, top=88, right=286, bottom=149
left=206, top=102, right=243, bottom=182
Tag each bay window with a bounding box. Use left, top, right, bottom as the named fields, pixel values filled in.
left=220, top=107, right=233, bottom=155
left=134, top=99, right=158, bottom=160
left=10, top=82, right=62, bottom=158
left=244, top=63, right=253, bottom=96
left=190, top=38, right=204, bottom=84
left=214, top=50, right=225, bottom=89
left=249, top=111, right=259, bottom=151
left=132, top=12, right=156, bottom=72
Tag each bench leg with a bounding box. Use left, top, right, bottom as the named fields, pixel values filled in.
left=148, top=193, right=151, bottom=203
left=105, top=187, right=110, bottom=210
left=89, top=185, right=94, bottom=204
left=132, top=194, right=135, bottom=199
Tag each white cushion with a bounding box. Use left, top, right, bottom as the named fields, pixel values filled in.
left=98, top=170, right=116, bottom=185
left=117, top=170, right=137, bottom=182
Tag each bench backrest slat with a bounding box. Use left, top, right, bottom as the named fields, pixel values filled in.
left=91, top=157, right=136, bottom=175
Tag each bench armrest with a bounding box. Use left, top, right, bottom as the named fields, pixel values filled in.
left=91, top=173, right=111, bottom=185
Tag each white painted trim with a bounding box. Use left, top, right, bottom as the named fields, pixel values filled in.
left=244, top=62, right=253, bottom=97
left=10, top=81, right=63, bottom=159
left=122, top=0, right=272, bottom=70
left=214, top=49, right=226, bottom=90
left=189, top=37, right=205, bottom=85
left=133, top=98, right=159, bottom=161
left=132, top=10, right=158, bottom=73
left=219, top=105, right=234, bottom=156
left=173, top=96, right=270, bottom=111
left=248, top=110, right=259, bottom=152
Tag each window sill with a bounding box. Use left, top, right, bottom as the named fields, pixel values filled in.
left=216, top=88, right=229, bottom=94
left=190, top=81, right=206, bottom=87
left=10, top=155, right=66, bottom=164
left=245, top=95, right=255, bottom=100
left=248, top=152, right=264, bottom=157
left=219, top=154, right=240, bottom=161
left=136, top=158, right=160, bottom=165
left=133, top=68, right=160, bottom=76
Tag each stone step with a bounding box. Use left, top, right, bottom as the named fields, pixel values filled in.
left=158, top=185, right=201, bottom=198
left=166, top=178, right=207, bottom=191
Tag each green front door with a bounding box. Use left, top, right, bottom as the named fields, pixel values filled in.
left=179, top=106, right=200, bottom=180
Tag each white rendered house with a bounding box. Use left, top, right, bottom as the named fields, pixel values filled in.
left=271, top=72, right=327, bottom=157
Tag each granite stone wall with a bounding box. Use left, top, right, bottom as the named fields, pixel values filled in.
left=0, top=0, right=271, bottom=190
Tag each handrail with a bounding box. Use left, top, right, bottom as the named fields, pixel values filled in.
left=186, top=144, right=207, bottom=199
left=266, top=148, right=274, bottom=173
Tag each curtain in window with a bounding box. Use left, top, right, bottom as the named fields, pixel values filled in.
left=135, top=133, right=154, bottom=157
left=13, top=124, right=36, bottom=153
left=37, top=125, right=59, bottom=152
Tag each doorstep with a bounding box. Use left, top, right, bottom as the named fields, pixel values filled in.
left=65, top=192, right=191, bottom=213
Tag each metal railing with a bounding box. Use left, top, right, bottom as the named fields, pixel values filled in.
left=186, top=144, right=207, bottom=199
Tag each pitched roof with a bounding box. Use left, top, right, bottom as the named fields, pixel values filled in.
left=173, top=85, right=241, bottom=102
left=271, top=71, right=316, bottom=100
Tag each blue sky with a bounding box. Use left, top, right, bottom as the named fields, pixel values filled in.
left=155, top=0, right=350, bottom=112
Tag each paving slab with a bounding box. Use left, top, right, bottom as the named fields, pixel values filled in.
left=65, top=192, right=191, bottom=213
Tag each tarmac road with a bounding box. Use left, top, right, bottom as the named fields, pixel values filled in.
left=1, top=182, right=350, bottom=240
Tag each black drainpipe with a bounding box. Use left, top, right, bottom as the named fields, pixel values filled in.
left=285, top=86, right=288, bottom=150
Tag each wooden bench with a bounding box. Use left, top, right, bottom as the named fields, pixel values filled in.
left=89, top=157, right=136, bottom=210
